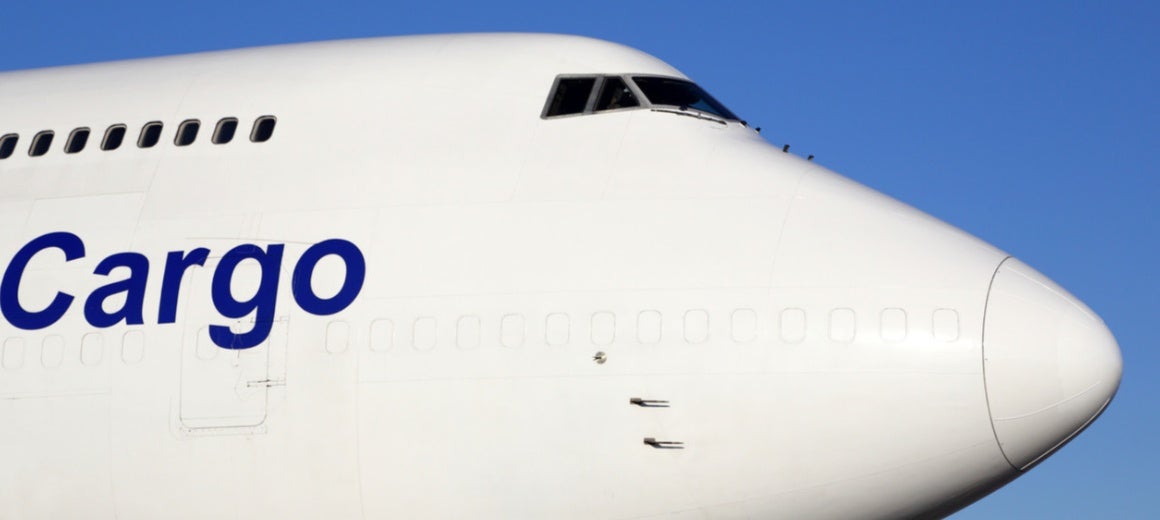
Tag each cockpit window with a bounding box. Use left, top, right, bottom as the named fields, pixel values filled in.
left=545, top=77, right=597, bottom=117
left=543, top=74, right=741, bottom=123
left=594, top=77, right=639, bottom=112
left=631, top=76, right=739, bottom=121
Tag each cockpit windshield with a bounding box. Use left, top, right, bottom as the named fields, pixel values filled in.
left=631, top=76, right=739, bottom=121
left=542, top=74, right=742, bottom=123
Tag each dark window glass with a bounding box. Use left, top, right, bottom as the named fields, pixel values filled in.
left=29, top=131, right=54, bottom=157
left=138, top=122, right=163, bottom=148
left=102, top=125, right=126, bottom=151
left=545, top=77, right=596, bottom=117
left=250, top=116, right=276, bottom=143
left=175, top=119, right=200, bottom=146
left=213, top=118, right=238, bottom=144
left=594, top=77, right=639, bottom=112
left=66, top=128, right=90, bottom=154
left=631, top=77, right=740, bottom=121
left=0, top=134, right=17, bottom=159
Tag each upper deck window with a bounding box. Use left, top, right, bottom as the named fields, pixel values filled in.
left=65, top=128, right=90, bottom=154
left=251, top=116, right=276, bottom=143
left=29, top=131, right=54, bottom=157
left=138, top=122, right=163, bottom=148
left=175, top=119, right=200, bottom=146
left=632, top=76, right=739, bottom=121
left=0, top=134, right=17, bottom=159
left=213, top=118, right=238, bottom=144
left=102, top=125, right=126, bottom=151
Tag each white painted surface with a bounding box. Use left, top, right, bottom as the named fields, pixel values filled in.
left=637, top=310, right=662, bottom=344
left=500, top=314, right=524, bottom=348
left=0, top=33, right=1121, bottom=520
left=121, top=330, right=144, bottom=364
left=983, top=258, right=1122, bottom=470
left=934, top=308, right=961, bottom=342
left=730, top=308, right=758, bottom=343
left=369, top=319, right=394, bottom=352
left=1, top=337, right=23, bottom=370
left=780, top=308, right=807, bottom=344
left=881, top=307, right=907, bottom=342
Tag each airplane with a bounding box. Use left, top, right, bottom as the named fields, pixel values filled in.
left=0, top=33, right=1121, bottom=519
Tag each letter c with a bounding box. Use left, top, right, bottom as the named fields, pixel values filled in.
left=1, top=232, right=85, bottom=330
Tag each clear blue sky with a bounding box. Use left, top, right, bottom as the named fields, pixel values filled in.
left=2, top=1, right=1155, bottom=517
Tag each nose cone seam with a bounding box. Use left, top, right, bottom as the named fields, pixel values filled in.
left=982, top=257, right=1123, bottom=471
left=981, top=256, right=1015, bottom=471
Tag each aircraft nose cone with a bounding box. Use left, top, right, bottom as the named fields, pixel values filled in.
left=983, top=258, right=1122, bottom=470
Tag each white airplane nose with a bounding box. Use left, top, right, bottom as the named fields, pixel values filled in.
left=983, top=258, right=1123, bottom=470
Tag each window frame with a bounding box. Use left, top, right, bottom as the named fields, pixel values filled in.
left=541, top=75, right=600, bottom=119
left=250, top=115, right=277, bottom=143
left=65, top=127, right=91, bottom=154
left=541, top=74, right=650, bottom=119
left=175, top=119, right=201, bottom=147
left=138, top=121, right=164, bottom=149
left=0, top=134, right=18, bottom=160
left=28, top=131, right=54, bottom=157
left=212, top=117, right=238, bottom=145
left=592, top=76, right=642, bottom=113
left=101, top=125, right=127, bottom=151
left=629, top=75, right=740, bottom=122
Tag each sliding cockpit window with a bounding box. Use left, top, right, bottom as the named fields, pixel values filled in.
left=544, top=77, right=597, bottom=117
left=543, top=75, right=644, bottom=118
